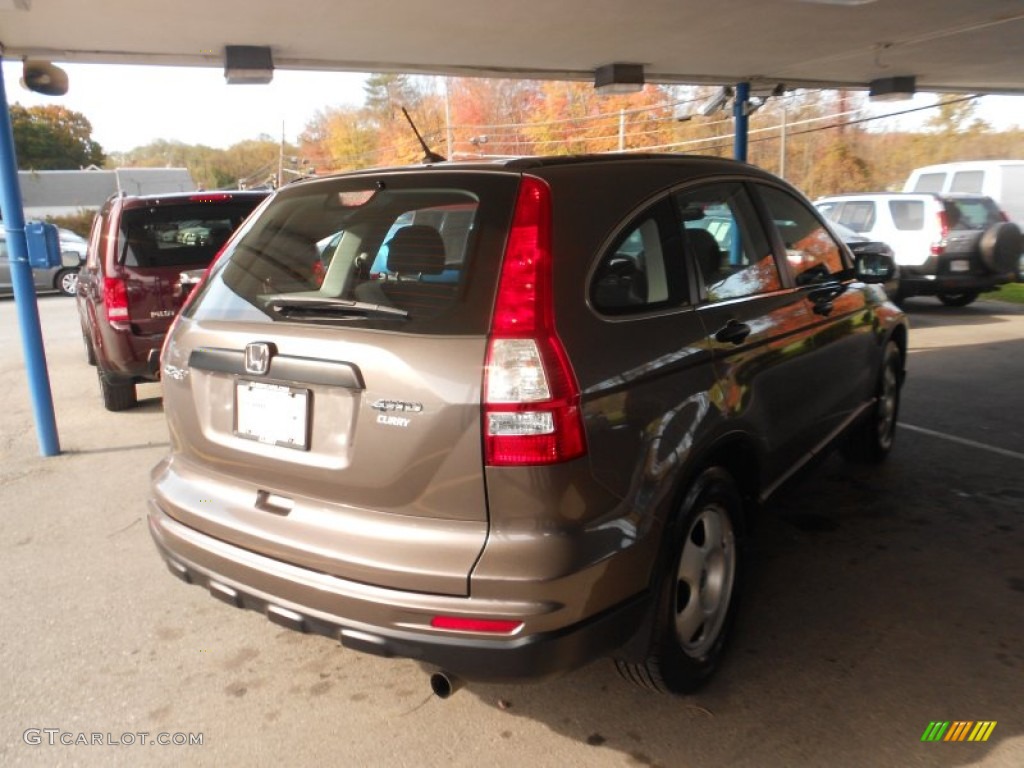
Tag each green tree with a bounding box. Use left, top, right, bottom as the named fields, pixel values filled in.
left=363, top=73, right=420, bottom=122
left=10, top=104, right=105, bottom=169
left=111, top=138, right=293, bottom=190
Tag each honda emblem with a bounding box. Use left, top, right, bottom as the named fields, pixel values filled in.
left=244, top=342, right=272, bottom=376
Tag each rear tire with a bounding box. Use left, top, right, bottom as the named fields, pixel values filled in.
left=616, top=468, right=742, bottom=694
left=937, top=291, right=978, bottom=307
left=841, top=341, right=902, bottom=464
left=98, top=371, right=137, bottom=411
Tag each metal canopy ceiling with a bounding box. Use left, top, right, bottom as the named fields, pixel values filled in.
left=1, top=0, right=1023, bottom=94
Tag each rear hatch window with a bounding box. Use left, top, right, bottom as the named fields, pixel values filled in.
left=119, top=199, right=263, bottom=268
left=944, top=197, right=1003, bottom=230
left=117, top=195, right=267, bottom=332
left=185, top=173, right=519, bottom=335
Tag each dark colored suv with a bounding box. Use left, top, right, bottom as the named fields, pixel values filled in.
left=77, top=190, right=269, bottom=410
left=149, top=156, right=907, bottom=695
left=816, top=192, right=1022, bottom=307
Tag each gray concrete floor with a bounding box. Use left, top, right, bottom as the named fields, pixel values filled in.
left=1, top=293, right=1022, bottom=768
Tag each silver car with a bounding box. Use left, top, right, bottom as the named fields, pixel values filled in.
left=0, top=228, right=86, bottom=297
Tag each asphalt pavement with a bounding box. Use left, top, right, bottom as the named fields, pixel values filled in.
left=1, top=293, right=1022, bottom=768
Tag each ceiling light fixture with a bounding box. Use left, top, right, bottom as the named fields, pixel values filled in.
left=594, top=63, right=645, bottom=95
left=224, top=45, right=274, bottom=85
left=869, top=75, right=916, bottom=101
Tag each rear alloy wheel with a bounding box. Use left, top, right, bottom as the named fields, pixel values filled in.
left=616, top=468, right=742, bottom=694
left=56, top=268, right=79, bottom=297
left=842, top=341, right=902, bottom=463
left=937, top=291, right=978, bottom=307
left=98, top=371, right=137, bottom=412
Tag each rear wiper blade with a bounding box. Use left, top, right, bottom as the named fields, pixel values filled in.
left=265, top=295, right=409, bottom=320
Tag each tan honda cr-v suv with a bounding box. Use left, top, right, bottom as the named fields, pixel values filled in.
left=149, top=155, right=907, bottom=695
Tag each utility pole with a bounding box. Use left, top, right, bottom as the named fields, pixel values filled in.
left=277, top=121, right=285, bottom=188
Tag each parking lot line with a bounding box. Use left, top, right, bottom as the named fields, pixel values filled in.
left=900, top=423, right=1024, bottom=462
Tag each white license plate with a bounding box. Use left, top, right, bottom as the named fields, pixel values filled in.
left=235, top=380, right=310, bottom=450
left=949, top=260, right=971, bottom=273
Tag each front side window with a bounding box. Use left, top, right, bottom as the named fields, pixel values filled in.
left=913, top=172, right=946, bottom=193
left=675, top=182, right=780, bottom=302
left=834, top=201, right=875, bottom=233
left=759, top=186, right=847, bottom=284
left=950, top=171, right=984, bottom=194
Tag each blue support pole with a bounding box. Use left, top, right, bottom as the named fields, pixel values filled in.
left=727, top=81, right=752, bottom=267
left=733, top=81, right=750, bottom=163
left=0, top=61, right=61, bottom=456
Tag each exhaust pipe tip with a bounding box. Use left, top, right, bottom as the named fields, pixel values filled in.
left=429, top=671, right=464, bottom=699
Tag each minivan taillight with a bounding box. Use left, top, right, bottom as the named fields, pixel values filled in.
left=103, top=277, right=129, bottom=323
left=483, top=176, right=586, bottom=466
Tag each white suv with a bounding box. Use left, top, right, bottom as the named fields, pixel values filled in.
left=816, top=192, right=1020, bottom=306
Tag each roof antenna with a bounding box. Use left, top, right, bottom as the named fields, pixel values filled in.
left=401, top=106, right=446, bottom=164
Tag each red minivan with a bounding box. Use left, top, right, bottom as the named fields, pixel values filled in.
left=77, top=190, right=269, bottom=410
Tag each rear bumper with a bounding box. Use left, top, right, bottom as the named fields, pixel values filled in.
left=898, top=256, right=1015, bottom=296
left=94, top=321, right=165, bottom=382
left=147, top=500, right=649, bottom=681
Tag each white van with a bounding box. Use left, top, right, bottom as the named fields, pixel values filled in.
left=904, top=160, right=1024, bottom=223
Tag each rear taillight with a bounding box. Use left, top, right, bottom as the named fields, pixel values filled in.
left=483, top=176, right=586, bottom=466
left=103, top=277, right=129, bottom=323
left=931, top=210, right=949, bottom=256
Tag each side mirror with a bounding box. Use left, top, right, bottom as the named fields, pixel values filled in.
left=855, top=251, right=898, bottom=284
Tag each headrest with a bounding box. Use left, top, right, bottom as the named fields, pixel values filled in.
left=386, top=225, right=446, bottom=275
left=687, top=228, right=723, bottom=280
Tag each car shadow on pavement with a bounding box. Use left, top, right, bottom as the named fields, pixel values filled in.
left=466, top=449, right=1022, bottom=767
left=901, top=297, right=1023, bottom=323
left=63, top=442, right=169, bottom=456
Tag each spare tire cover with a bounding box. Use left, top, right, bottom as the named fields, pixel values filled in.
left=979, top=222, right=1022, bottom=273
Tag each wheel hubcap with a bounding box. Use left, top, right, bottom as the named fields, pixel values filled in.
left=673, top=503, right=736, bottom=657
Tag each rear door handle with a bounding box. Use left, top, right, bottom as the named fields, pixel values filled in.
left=715, top=320, right=752, bottom=345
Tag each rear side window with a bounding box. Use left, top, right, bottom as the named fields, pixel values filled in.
left=118, top=201, right=262, bottom=268
left=188, top=176, right=517, bottom=335
left=590, top=199, right=685, bottom=314
left=888, top=200, right=925, bottom=231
